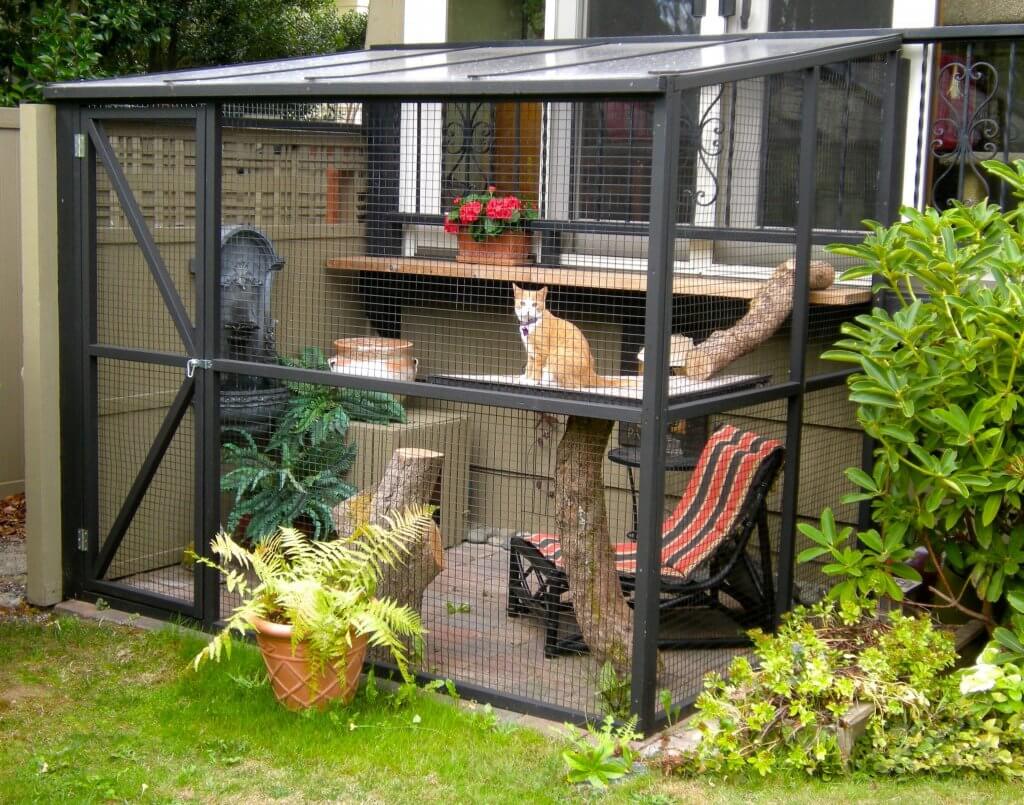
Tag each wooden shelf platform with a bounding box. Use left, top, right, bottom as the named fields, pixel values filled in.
left=324, top=255, right=872, bottom=305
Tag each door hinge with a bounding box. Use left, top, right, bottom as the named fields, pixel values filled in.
left=73, top=133, right=87, bottom=159
left=76, top=528, right=89, bottom=552
left=185, top=358, right=212, bottom=378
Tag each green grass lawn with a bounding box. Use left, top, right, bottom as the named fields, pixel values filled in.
left=0, top=614, right=1022, bottom=804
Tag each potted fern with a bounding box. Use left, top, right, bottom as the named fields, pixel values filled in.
left=191, top=508, right=431, bottom=710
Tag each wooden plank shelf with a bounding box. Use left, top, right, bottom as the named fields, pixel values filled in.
left=324, top=255, right=872, bottom=306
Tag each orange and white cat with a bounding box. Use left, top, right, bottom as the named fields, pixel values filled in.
left=513, top=284, right=623, bottom=389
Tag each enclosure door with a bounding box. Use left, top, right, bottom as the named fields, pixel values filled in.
left=75, top=108, right=218, bottom=620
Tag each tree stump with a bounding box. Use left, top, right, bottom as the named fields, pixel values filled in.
left=332, top=447, right=444, bottom=613
left=685, top=258, right=835, bottom=380
left=555, top=416, right=634, bottom=676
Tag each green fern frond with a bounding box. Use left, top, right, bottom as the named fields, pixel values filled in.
left=192, top=510, right=429, bottom=687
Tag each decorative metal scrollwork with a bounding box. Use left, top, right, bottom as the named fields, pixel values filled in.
left=442, top=102, right=495, bottom=203
left=680, top=84, right=723, bottom=210
left=931, top=57, right=1000, bottom=206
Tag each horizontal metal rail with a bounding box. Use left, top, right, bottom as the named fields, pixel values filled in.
left=212, top=359, right=646, bottom=422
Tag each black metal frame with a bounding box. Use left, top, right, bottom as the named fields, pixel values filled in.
left=51, top=31, right=919, bottom=732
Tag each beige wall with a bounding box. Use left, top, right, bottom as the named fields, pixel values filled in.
left=941, top=0, right=1024, bottom=24
left=20, top=104, right=62, bottom=605
left=0, top=108, right=24, bottom=497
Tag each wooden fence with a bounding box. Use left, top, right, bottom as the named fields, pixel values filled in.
left=0, top=107, right=24, bottom=498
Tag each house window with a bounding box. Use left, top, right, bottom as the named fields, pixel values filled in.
left=768, top=0, right=892, bottom=31
left=587, top=0, right=699, bottom=37
left=762, top=1, right=893, bottom=230
left=574, top=1, right=700, bottom=225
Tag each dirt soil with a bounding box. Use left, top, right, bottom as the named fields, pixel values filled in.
left=0, top=494, right=28, bottom=614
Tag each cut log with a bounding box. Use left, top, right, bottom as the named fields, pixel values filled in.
left=685, top=258, right=835, bottom=380
left=332, top=447, right=444, bottom=613
left=555, top=416, right=635, bottom=676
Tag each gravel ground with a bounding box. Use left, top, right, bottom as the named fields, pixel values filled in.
left=0, top=494, right=28, bottom=613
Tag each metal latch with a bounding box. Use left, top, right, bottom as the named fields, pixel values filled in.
left=73, top=133, right=87, bottom=159
left=185, top=358, right=212, bottom=378
left=76, top=528, right=89, bottom=552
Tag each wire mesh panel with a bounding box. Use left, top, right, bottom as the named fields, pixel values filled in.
left=94, top=118, right=197, bottom=355
left=83, top=111, right=203, bottom=614
left=95, top=359, right=196, bottom=605
left=215, top=379, right=644, bottom=718
left=61, top=38, right=903, bottom=726
left=793, top=386, right=863, bottom=605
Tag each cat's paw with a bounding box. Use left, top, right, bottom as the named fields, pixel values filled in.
left=519, top=374, right=537, bottom=385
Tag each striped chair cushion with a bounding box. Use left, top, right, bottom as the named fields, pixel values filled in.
left=524, top=425, right=782, bottom=581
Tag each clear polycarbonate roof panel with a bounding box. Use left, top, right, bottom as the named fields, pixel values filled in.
left=45, top=34, right=899, bottom=100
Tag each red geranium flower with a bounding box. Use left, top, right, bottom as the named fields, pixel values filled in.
left=443, top=214, right=460, bottom=234
left=485, top=196, right=522, bottom=221
left=459, top=200, right=483, bottom=224
left=487, top=185, right=497, bottom=193
left=485, top=198, right=506, bottom=220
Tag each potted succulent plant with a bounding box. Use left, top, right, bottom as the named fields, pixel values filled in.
left=190, top=508, right=431, bottom=710
left=444, top=185, right=537, bottom=265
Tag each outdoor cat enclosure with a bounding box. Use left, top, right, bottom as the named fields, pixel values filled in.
left=47, top=34, right=903, bottom=730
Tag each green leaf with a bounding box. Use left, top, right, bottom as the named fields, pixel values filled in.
left=858, top=529, right=883, bottom=553
left=845, top=467, right=881, bottom=493
left=797, top=546, right=830, bottom=563
left=993, top=626, right=1024, bottom=657
left=979, top=495, right=1002, bottom=528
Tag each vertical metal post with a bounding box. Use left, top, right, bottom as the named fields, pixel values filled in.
left=860, top=50, right=907, bottom=531
left=57, top=103, right=84, bottom=594
left=196, top=103, right=222, bottom=625
left=876, top=52, right=907, bottom=228
left=631, top=89, right=681, bottom=731
left=775, top=67, right=818, bottom=621
left=81, top=110, right=100, bottom=582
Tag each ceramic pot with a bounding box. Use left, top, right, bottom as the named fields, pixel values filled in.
left=249, top=615, right=369, bottom=710
left=456, top=230, right=531, bottom=265
left=329, top=337, right=417, bottom=382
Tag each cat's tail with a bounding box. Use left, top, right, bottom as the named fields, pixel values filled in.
left=589, top=374, right=638, bottom=389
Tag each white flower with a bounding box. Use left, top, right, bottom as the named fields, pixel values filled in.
left=960, top=663, right=1001, bottom=694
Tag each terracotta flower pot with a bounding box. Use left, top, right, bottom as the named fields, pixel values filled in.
left=329, top=337, right=417, bottom=383
left=249, top=615, right=369, bottom=710
left=456, top=230, right=530, bottom=265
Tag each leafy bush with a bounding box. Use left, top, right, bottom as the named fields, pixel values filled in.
left=2, top=1, right=366, bottom=105
left=191, top=510, right=431, bottom=682
left=797, top=508, right=921, bottom=603
left=824, top=159, right=1024, bottom=618
left=221, top=347, right=406, bottom=542
left=221, top=426, right=356, bottom=542
left=671, top=601, right=1024, bottom=779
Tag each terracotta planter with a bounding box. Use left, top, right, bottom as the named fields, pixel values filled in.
left=249, top=616, right=369, bottom=710
left=329, top=337, right=418, bottom=383
left=456, top=230, right=531, bottom=265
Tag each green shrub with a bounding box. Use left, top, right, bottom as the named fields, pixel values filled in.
left=672, top=601, right=1024, bottom=779
left=823, top=159, right=1024, bottom=617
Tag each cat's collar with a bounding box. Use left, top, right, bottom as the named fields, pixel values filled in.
left=518, top=313, right=540, bottom=337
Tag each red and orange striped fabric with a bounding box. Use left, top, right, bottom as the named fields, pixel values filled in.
left=524, top=425, right=782, bottom=581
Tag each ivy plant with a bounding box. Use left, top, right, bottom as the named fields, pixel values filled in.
left=823, top=159, right=1024, bottom=619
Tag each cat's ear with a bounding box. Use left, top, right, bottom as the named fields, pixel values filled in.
left=512, top=283, right=523, bottom=298
left=537, top=286, right=548, bottom=302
